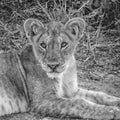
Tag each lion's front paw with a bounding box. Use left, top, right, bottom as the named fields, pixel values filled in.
left=76, top=98, right=120, bottom=120
left=92, top=106, right=120, bottom=120
left=106, top=99, right=120, bottom=109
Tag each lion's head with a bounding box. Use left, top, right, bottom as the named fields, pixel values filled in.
left=24, top=18, right=85, bottom=78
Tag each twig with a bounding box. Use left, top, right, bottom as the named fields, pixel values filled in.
left=70, top=0, right=90, bottom=17
left=36, top=0, right=52, bottom=21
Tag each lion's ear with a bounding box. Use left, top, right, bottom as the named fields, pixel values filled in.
left=24, top=18, right=44, bottom=42
left=64, top=17, right=85, bottom=41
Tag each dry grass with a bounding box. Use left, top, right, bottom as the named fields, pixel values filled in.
left=0, top=0, right=120, bottom=119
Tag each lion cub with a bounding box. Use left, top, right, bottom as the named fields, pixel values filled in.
left=0, top=17, right=120, bottom=120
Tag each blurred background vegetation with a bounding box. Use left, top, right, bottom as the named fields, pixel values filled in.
left=0, top=0, right=120, bottom=96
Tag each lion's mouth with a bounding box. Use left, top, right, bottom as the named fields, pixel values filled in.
left=42, top=62, right=66, bottom=75
left=46, top=65, right=66, bottom=78
left=49, top=65, right=65, bottom=73
left=48, top=69, right=62, bottom=74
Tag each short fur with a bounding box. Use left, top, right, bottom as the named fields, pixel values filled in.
left=0, top=18, right=120, bottom=120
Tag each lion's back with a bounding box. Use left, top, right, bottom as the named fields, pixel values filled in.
left=0, top=51, right=28, bottom=116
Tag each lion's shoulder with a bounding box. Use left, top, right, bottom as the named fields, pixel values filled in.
left=0, top=50, right=28, bottom=116
left=0, top=49, right=28, bottom=98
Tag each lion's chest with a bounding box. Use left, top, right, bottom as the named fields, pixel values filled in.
left=0, top=92, right=27, bottom=116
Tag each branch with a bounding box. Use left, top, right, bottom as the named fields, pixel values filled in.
left=36, top=0, right=52, bottom=21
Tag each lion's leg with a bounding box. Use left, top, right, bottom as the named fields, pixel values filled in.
left=77, top=88, right=120, bottom=108
left=1, top=95, right=120, bottom=120
left=33, top=97, right=120, bottom=120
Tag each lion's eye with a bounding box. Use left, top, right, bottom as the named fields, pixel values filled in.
left=40, top=42, right=46, bottom=49
left=61, top=42, right=68, bottom=49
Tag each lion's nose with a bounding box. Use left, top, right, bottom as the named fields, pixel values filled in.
left=47, top=64, right=59, bottom=70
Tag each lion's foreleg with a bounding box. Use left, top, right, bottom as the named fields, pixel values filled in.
left=77, top=88, right=120, bottom=108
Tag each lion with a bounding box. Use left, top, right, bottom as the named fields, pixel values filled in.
left=0, top=17, right=120, bottom=120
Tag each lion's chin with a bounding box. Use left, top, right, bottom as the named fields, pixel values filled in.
left=47, top=67, right=66, bottom=78
left=47, top=72, right=62, bottom=79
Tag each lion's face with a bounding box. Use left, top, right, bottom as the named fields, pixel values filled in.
left=31, top=24, right=76, bottom=75
left=24, top=18, right=85, bottom=77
